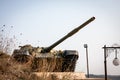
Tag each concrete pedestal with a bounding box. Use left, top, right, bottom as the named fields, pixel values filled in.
left=33, top=72, right=111, bottom=80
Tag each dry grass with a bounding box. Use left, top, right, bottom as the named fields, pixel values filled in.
left=0, top=25, right=16, bottom=54
left=0, top=51, right=37, bottom=80
left=0, top=51, right=78, bottom=80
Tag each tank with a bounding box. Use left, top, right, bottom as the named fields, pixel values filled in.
left=12, top=17, right=95, bottom=72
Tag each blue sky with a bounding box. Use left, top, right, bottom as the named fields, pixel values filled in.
left=0, top=0, right=120, bottom=75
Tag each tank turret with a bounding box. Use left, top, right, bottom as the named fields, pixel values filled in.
left=12, top=17, right=95, bottom=72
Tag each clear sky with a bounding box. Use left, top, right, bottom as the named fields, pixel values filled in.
left=0, top=0, right=120, bottom=75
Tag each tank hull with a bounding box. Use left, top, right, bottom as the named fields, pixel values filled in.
left=31, top=55, right=78, bottom=72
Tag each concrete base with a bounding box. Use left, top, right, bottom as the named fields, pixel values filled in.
left=81, top=78, right=111, bottom=80
left=33, top=72, right=111, bottom=80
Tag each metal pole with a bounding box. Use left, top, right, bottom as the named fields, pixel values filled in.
left=115, top=49, right=117, bottom=58
left=104, top=45, right=107, bottom=80
left=84, top=44, right=89, bottom=78
left=86, top=46, right=89, bottom=78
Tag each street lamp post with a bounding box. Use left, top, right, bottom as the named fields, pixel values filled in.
left=84, top=44, right=89, bottom=78
left=103, top=45, right=120, bottom=80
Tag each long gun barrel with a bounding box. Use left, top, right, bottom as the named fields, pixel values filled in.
left=41, top=17, right=95, bottom=53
